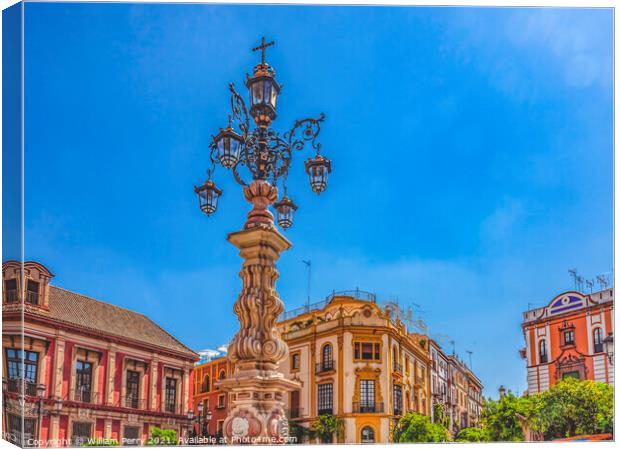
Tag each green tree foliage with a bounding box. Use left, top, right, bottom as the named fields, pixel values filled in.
left=310, top=414, right=343, bottom=444
left=81, top=438, right=119, bottom=447
left=481, top=391, right=535, bottom=441
left=533, top=378, right=613, bottom=439
left=481, top=380, right=614, bottom=441
left=145, top=427, right=178, bottom=446
left=454, top=427, right=491, bottom=442
left=392, top=412, right=451, bottom=443
left=288, top=421, right=310, bottom=444
left=432, top=402, right=450, bottom=428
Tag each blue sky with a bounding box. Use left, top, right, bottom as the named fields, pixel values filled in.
left=5, top=4, right=613, bottom=396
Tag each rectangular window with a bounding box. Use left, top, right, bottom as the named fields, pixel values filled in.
left=71, top=422, right=93, bottom=446
left=360, top=379, right=376, bottom=412
left=4, top=279, right=18, bottom=303
left=5, top=350, right=39, bottom=396
left=126, top=370, right=140, bottom=408
left=216, top=421, right=224, bottom=437
left=290, top=390, right=300, bottom=418
left=317, top=383, right=333, bottom=415
left=563, top=330, right=575, bottom=346
left=76, top=360, right=93, bottom=402
left=26, top=280, right=39, bottom=305
left=7, top=414, right=37, bottom=447
left=165, top=378, right=177, bottom=413
left=217, top=394, right=225, bottom=409
left=291, top=352, right=300, bottom=371
left=393, top=384, right=403, bottom=415
left=123, top=426, right=141, bottom=446
left=354, top=342, right=380, bottom=361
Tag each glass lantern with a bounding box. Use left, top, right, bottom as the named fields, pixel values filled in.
left=603, top=333, right=614, bottom=364
left=194, top=179, right=223, bottom=216
left=304, top=154, right=332, bottom=194
left=245, top=65, right=281, bottom=122
left=214, top=126, right=243, bottom=169
left=274, top=196, right=298, bottom=229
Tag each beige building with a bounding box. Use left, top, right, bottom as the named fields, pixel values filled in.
left=446, top=355, right=483, bottom=432
left=276, top=290, right=432, bottom=444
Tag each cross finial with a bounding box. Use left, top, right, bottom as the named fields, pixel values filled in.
left=252, top=37, right=275, bottom=66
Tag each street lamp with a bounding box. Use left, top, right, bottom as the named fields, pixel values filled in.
left=603, top=333, right=614, bottom=365
left=196, top=37, right=331, bottom=230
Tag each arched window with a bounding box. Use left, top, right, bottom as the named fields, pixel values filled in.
left=322, top=344, right=333, bottom=369
left=593, top=328, right=604, bottom=353
left=202, top=375, right=210, bottom=393
left=360, top=426, right=375, bottom=443
left=539, top=340, right=548, bottom=364
left=218, top=370, right=226, bottom=380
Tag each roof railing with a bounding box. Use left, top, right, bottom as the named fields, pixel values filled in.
left=280, top=288, right=376, bottom=322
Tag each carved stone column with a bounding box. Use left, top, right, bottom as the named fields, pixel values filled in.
left=219, top=180, right=300, bottom=444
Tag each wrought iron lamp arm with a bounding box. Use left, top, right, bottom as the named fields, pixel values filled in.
left=285, top=113, right=326, bottom=153
left=228, top=83, right=250, bottom=137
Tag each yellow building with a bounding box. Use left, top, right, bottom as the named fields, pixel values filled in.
left=276, top=290, right=432, bottom=444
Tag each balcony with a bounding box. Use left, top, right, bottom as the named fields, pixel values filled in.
left=6, top=378, right=39, bottom=396
left=75, top=388, right=92, bottom=403
left=318, top=407, right=333, bottom=416
left=352, top=402, right=384, bottom=413
left=125, top=395, right=146, bottom=409
left=316, top=360, right=335, bottom=374
left=393, top=407, right=403, bottom=416
left=288, top=408, right=304, bottom=419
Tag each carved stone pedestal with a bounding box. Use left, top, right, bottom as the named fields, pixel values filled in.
left=219, top=180, right=300, bottom=444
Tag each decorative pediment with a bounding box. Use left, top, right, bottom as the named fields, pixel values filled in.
left=548, top=292, right=587, bottom=316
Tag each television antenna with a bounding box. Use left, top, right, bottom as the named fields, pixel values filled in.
left=596, top=274, right=609, bottom=290
left=585, top=279, right=594, bottom=293
left=466, top=350, right=473, bottom=369
left=576, top=275, right=585, bottom=293
left=568, top=268, right=578, bottom=290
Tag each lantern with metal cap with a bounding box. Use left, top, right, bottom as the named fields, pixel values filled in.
left=194, top=176, right=223, bottom=216
left=273, top=195, right=298, bottom=229
left=304, top=154, right=332, bottom=194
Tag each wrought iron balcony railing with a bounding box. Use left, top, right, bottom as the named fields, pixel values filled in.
left=352, top=402, right=384, bottom=413
left=75, top=388, right=92, bottom=403
left=315, top=360, right=335, bottom=373
left=281, top=289, right=376, bottom=321
left=6, top=378, right=39, bottom=396
left=318, top=407, right=333, bottom=416
left=125, top=395, right=146, bottom=409
left=288, top=408, right=304, bottom=419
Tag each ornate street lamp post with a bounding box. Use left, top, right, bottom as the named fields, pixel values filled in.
left=195, top=38, right=332, bottom=444
left=603, top=332, right=614, bottom=365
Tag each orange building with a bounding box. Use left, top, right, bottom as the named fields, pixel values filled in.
left=190, top=357, right=229, bottom=439
left=521, top=288, right=614, bottom=394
